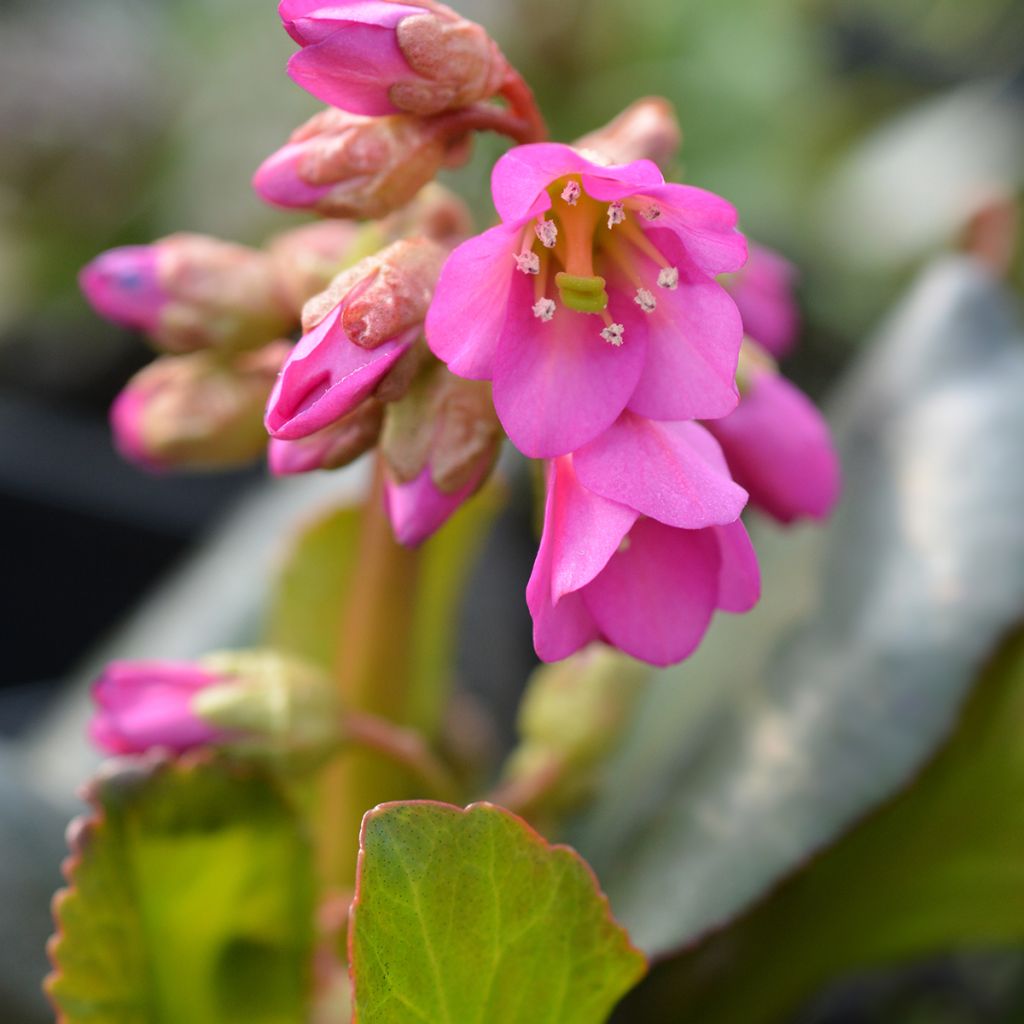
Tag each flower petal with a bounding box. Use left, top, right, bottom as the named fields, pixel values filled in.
left=582, top=518, right=721, bottom=667
left=252, top=142, right=336, bottom=209
left=627, top=232, right=743, bottom=422
left=725, top=243, right=800, bottom=357
left=384, top=465, right=481, bottom=547
left=492, top=270, right=648, bottom=458
left=425, top=222, right=521, bottom=380
left=714, top=520, right=761, bottom=612
left=575, top=414, right=748, bottom=528
left=704, top=370, right=841, bottom=523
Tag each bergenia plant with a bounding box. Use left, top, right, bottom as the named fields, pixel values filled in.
left=55, top=2, right=839, bottom=1021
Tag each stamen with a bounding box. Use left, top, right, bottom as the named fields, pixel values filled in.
left=618, top=217, right=671, bottom=268
left=601, top=322, right=625, bottom=347
left=607, top=201, right=626, bottom=229
left=561, top=181, right=581, bottom=206
left=532, top=297, right=556, bottom=322
left=535, top=219, right=558, bottom=249
left=642, top=203, right=662, bottom=221
left=657, top=266, right=679, bottom=290
left=514, top=251, right=540, bottom=275
left=634, top=288, right=657, bottom=313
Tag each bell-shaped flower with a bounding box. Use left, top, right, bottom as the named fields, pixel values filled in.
left=265, top=238, right=446, bottom=440
left=704, top=342, right=841, bottom=524
left=723, top=242, right=800, bottom=358
left=426, top=142, right=748, bottom=458
left=527, top=415, right=759, bottom=666
left=279, top=0, right=505, bottom=118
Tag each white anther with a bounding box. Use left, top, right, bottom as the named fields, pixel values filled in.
left=642, top=203, right=662, bottom=221
left=514, top=251, right=540, bottom=275
left=657, top=266, right=679, bottom=290
left=561, top=181, right=581, bottom=206
left=607, top=201, right=626, bottom=229
left=535, top=219, right=558, bottom=249
left=635, top=288, right=657, bottom=313
left=532, top=298, right=556, bottom=322
left=601, top=322, right=625, bottom=347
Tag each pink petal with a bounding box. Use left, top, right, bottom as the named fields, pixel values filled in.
left=265, top=304, right=413, bottom=440
left=492, top=270, right=648, bottom=458
left=384, top=465, right=482, bottom=547
left=627, top=233, right=743, bottom=422
left=704, top=370, right=841, bottom=524
left=582, top=518, right=721, bottom=667
left=109, top=385, right=163, bottom=472
left=726, top=243, right=800, bottom=357
left=79, top=246, right=166, bottom=333
left=491, top=143, right=663, bottom=224
left=425, top=223, right=520, bottom=380
left=252, top=141, right=335, bottom=209
left=641, top=183, right=748, bottom=276
left=574, top=414, right=748, bottom=529
left=714, top=520, right=761, bottom=612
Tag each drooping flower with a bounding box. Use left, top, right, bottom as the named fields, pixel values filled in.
left=723, top=242, right=800, bottom=358
left=81, top=235, right=293, bottom=354
left=279, top=0, right=505, bottom=118
left=268, top=400, right=384, bottom=475
left=426, top=142, right=748, bottom=458
left=90, top=661, right=229, bottom=755
left=265, top=238, right=445, bottom=440
left=527, top=415, right=759, bottom=666
left=704, top=342, right=841, bottom=524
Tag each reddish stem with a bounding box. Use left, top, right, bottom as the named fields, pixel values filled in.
left=499, top=64, right=549, bottom=143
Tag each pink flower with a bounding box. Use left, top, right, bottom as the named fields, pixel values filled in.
left=527, top=415, right=759, bottom=666
left=704, top=357, right=841, bottom=524
left=79, top=246, right=167, bottom=333
left=426, top=142, right=748, bottom=458
left=90, top=661, right=227, bottom=755
left=268, top=401, right=384, bottom=475
left=724, top=243, right=800, bottom=358
left=279, top=0, right=504, bottom=118
left=384, top=462, right=486, bottom=546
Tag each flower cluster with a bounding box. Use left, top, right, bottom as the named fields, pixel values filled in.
left=80, top=0, right=839, bottom=668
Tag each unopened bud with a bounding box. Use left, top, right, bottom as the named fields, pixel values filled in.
left=381, top=362, right=501, bottom=545
left=254, top=109, right=467, bottom=220
left=380, top=183, right=473, bottom=248
left=82, top=234, right=294, bottom=354
left=722, top=242, right=800, bottom=358
left=266, top=239, right=446, bottom=440
left=268, top=399, right=384, bottom=476
left=280, top=0, right=506, bottom=118
left=574, top=97, right=682, bottom=170
left=111, top=342, right=289, bottom=471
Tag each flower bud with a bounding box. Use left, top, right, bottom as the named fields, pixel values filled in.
left=280, top=0, right=506, bottom=118
left=81, top=234, right=294, bottom=354
left=268, top=399, right=384, bottom=475
left=254, top=108, right=466, bottom=220
left=112, top=342, right=290, bottom=471
left=722, top=243, right=801, bottom=358
left=266, top=238, right=447, bottom=440
left=574, top=97, right=683, bottom=170
left=381, top=362, right=502, bottom=545
left=380, top=182, right=473, bottom=248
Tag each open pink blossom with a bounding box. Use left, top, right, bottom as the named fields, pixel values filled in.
left=426, top=142, right=748, bottom=458
left=79, top=246, right=167, bottom=333
left=527, top=417, right=759, bottom=666
left=724, top=243, right=800, bottom=358
left=279, top=1, right=504, bottom=118
left=90, top=661, right=228, bottom=755
left=704, top=360, right=841, bottom=524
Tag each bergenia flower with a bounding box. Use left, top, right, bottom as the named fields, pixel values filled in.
left=724, top=242, right=800, bottom=358
left=426, top=143, right=748, bottom=458
left=704, top=342, right=841, bottom=524
left=265, top=238, right=445, bottom=440
left=527, top=415, right=759, bottom=666
left=268, top=401, right=384, bottom=475
left=90, top=661, right=228, bottom=755
left=279, top=0, right=505, bottom=118
left=384, top=463, right=488, bottom=546
left=79, top=245, right=168, bottom=334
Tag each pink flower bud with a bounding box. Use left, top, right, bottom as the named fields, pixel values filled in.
left=574, top=97, right=683, bottom=170
left=254, top=108, right=461, bottom=220
left=279, top=0, right=506, bottom=118
left=82, top=234, right=294, bottom=354
left=381, top=364, right=501, bottom=545
left=379, top=182, right=473, bottom=247
left=79, top=246, right=168, bottom=333
left=268, top=400, right=384, bottom=475
left=723, top=243, right=801, bottom=358
left=90, top=661, right=227, bottom=755
left=111, top=342, right=291, bottom=471
left=266, top=239, right=446, bottom=440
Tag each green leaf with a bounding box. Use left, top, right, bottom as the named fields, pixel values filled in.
left=350, top=801, right=646, bottom=1024
left=570, top=256, right=1024, bottom=956
left=620, top=629, right=1024, bottom=1023
left=47, top=753, right=315, bottom=1024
